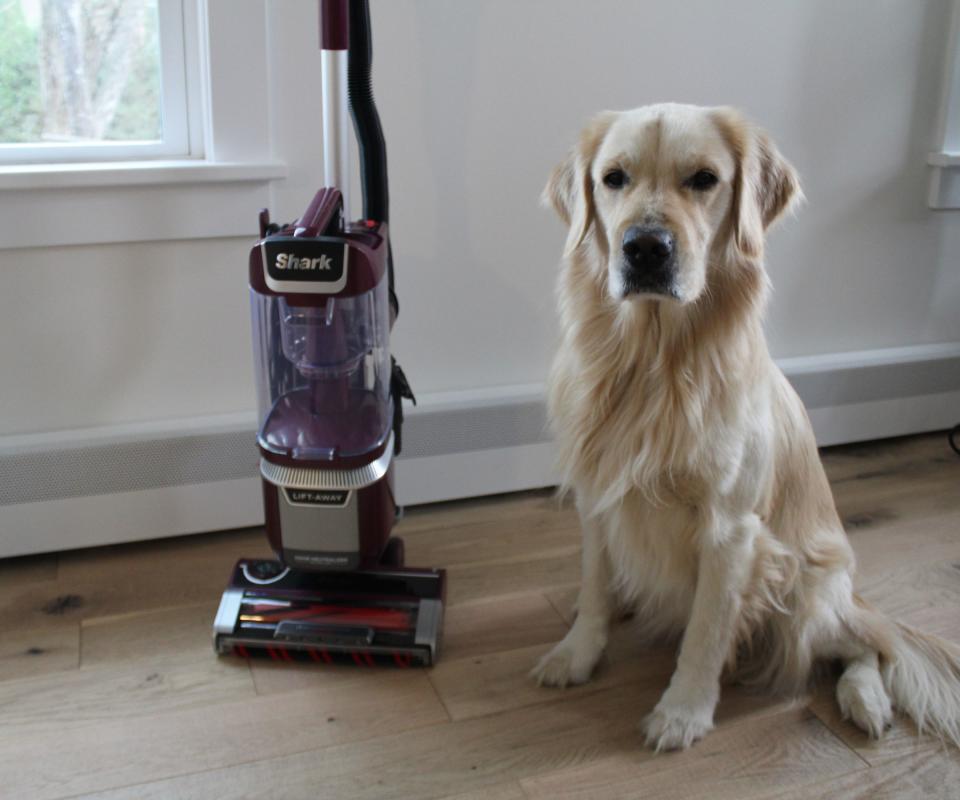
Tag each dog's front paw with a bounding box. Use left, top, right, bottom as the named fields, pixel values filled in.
left=530, top=632, right=603, bottom=688
left=640, top=703, right=714, bottom=751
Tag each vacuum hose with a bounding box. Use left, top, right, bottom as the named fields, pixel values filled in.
left=348, top=0, right=388, bottom=224
left=347, top=0, right=397, bottom=319
left=345, top=0, right=413, bottom=452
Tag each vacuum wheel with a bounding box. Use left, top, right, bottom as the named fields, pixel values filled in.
left=241, top=559, right=290, bottom=585
left=381, top=537, right=405, bottom=567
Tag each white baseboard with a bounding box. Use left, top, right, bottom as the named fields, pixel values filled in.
left=397, top=442, right=557, bottom=507
left=0, top=446, right=559, bottom=558
left=0, top=478, right=262, bottom=558
left=1, top=342, right=958, bottom=558
left=806, top=390, right=960, bottom=447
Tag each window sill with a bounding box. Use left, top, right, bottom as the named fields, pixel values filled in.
left=928, top=152, right=960, bottom=209
left=0, top=159, right=287, bottom=191
left=0, top=159, right=289, bottom=250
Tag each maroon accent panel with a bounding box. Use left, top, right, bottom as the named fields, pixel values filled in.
left=356, top=463, right=396, bottom=566
left=262, top=480, right=284, bottom=558
left=320, top=0, right=349, bottom=50
left=258, top=437, right=389, bottom=472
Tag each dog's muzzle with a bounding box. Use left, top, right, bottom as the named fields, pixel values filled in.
left=621, top=225, right=677, bottom=297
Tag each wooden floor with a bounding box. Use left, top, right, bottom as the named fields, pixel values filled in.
left=2, top=433, right=959, bottom=799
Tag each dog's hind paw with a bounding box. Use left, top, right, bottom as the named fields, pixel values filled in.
left=640, top=705, right=714, bottom=751
left=837, top=665, right=893, bottom=739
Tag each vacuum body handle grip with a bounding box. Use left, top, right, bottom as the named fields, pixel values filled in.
left=320, top=0, right=348, bottom=50
left=294, top=187, right=344, bottom=237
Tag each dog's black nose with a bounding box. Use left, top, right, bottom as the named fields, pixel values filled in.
left=622, top=226, right=674, bottom=272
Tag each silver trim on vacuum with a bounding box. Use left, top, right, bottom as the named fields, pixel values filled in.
left=320, top=48, right=350, bottom=216
left=414, top=598, right=443, bottom=662
left=212, top=588, right=244, bottom=645
left=260, top=434, right=393, bottom=491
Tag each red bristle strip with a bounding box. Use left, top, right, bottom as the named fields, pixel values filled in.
left=351, top=651, right=364, bottom=667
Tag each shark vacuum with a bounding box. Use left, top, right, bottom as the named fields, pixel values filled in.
left=213, top=0, right=445, bottom=667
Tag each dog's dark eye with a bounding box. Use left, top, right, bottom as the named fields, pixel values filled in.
left=685, top=170, right=719, bottom=191
left=602, top=169, right=628, bottom=189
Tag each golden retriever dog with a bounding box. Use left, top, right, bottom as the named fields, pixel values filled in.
left=532, top=103, right=960, bottom=751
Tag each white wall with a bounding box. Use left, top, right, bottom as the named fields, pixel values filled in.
left=1, top=0, right=957, bottom=437
left=367, top=0, right=960, bottom=380
left=0, top=239, right=255, bottom=434
left=1, top=0, right=959, bottom=554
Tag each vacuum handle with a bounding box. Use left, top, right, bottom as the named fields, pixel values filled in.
left=294, top=187, right=344, bottom=237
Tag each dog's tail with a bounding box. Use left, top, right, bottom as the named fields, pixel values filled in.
left=856, top=600, right=960, bottom=746
left=883, top=622, right=960, bottom=745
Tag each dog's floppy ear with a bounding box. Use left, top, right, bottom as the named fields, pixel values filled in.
left=543, top=112, right=616, bottom=253
left=714, top=108, right=802, bottom=259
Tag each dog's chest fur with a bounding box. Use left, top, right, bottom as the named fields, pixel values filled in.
left=552, top=313, right=764, bottom=513
left=562, top=359, right=749, bottom=630
left=602, top=492, right=701, bottom=631
left=550, top=278, right=772, bottom=630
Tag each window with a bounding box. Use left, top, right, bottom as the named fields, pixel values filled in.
left=0, top=0, right=285, bottom=250
left=929, top=0, right=960, bottom=208
left=0, top=0, right=199, bottom=164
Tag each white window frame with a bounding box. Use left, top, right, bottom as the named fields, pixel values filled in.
left=929, top=0, right=960, bottom=208
left=0, top=0, right=204, bottom=165
left=0, top=0, right=286, bottom=249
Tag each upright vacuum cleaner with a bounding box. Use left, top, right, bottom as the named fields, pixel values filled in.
left=213, top=0, right=446, bottom=667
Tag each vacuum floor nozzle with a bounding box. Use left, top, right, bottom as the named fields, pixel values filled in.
left=214, top=559, right=445, bottom=666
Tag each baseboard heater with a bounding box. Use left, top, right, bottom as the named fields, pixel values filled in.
left=2, top=343, right=958, bottom=558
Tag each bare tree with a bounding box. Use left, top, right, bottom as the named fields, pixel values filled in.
left=40, top=0, right=149, bottom=141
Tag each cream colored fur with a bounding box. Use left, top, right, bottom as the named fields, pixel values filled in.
left=531, top=103, right=960, bottom=751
